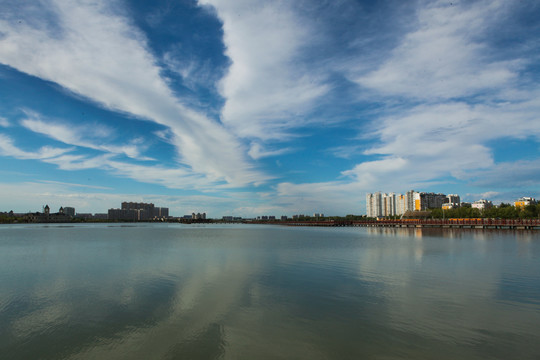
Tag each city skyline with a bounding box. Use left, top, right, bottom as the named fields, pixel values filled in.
left=2, top=190, right=533, bottom=220
left=1, top=1, right=540, bottom=217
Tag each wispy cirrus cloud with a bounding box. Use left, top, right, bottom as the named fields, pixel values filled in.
left=247, top=142, right=294, bottom=160
left=40, top=150, right=218, bottom=191
left=20, top=111, right=152, bottom=160
left=162, top=49, right=223, bottom=95
left=199, top=0, right=329, bottom=144
left=0, top=0, right=264, bottom=187
left=0, top=134, right=72, bottom=160
left=0, top=117, right=9, bottom=127
left=346, top=0, right=540, bottom=195
left=37, top=180, right=113, bottom=190
left=465, top=159, right=540, bottom=189
left=272, top=0, right=540, bottom=212
left=355, top=0, right=520, bottom=100
left=1, top=0, right=538, bottom=216
left=326, top=145, right=363, bottom=160
left=362, top=97, right=540, bottom=161
left=0, top=133, right=223, bottom=191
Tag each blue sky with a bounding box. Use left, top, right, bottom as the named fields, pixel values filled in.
left=1, top=0, right=539, bottom=217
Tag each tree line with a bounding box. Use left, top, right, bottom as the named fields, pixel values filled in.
left=430, top=203, right=540, bottom=219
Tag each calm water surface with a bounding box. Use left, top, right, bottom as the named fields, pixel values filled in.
left=1, top=224, right=539, bottom=359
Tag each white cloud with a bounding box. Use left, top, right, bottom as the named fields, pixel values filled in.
left=477, top=191, right=500, bottom=199
left=274, top=181, right=365, bottom=215
left=268, top=1, right=540, bottom=214
left=356, top=0, right=519, bottom=100
left=327, top=1, right=540, bottom=199
left=37, top=180, right=113, bottom=190
left=0, top=117, right=9, bottom=127
left=327, top=145, right=363, bottom=160
left=20, top=111, right=153, bottom=160
left=353, top=91, right=540, bottom=185
left=0, top=181, right=129, bottom=214
left=0, top=180, right=269, bottom=217
left=199, top=0, right=329, bottom=141
left=247, top=142, right=294, bottom=160
left=162, top=49, right=221, bottom=94
left=0, top=132, right=253, bottom=191
left=1, top=0, right=538, bottom=216
left=464, top=159, right=540, bottom=189
left=104, top=159, right=209, bottom=190
left=36, top=150, right=212, bottom=190
left=43, top=154, right=112, bottom=171
left=464, top=191, right=501, bottom=203
left=275, top=88, right=540, bottom=213
left=317, top=96, right=540, bottom=208
left=0, top=134, right=72, bottom=160
left=0, top=0, right=264, bottom=187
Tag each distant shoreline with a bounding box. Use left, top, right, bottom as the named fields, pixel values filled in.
left=2, top=218, right=539, bottom=230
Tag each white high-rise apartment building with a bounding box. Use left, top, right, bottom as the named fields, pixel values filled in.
left=367, top=192, right=402, bottom=217
left=367, top=190, right=420, bottom=217
left=396, top=194, right=406, bottom=215
left=366, top=192, right=383, bottom=218
left=367, top=190, right=463, bottom=216
left=383, top=193, right=396, bottom=216
left=366, top=193, right=374, bottom=217
left=406, top=190, right=417, bottom=213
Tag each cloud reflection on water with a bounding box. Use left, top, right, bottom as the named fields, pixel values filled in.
left=1, top=224, right=539, bottom=359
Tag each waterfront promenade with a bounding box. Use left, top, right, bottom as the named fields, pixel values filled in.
left=266, top=218, right=540, bottom=230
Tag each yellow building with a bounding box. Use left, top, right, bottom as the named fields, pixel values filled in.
left=514, top=197, right=537, bottom=208
left=442, top=203, right=453, bottom=210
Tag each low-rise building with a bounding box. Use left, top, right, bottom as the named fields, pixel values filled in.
left=26, top=205, right=72, bottom=223
left=108, top=209, right=138, bottom=221
left=515, top=197, right=537, bottom=208
left=443, top=194, right=460, bottom=209
left=191, top=212, right=206, bottom=220
left=63, top=207, right=76, bottom=217
left=472, top=199, right=493, bottom=210
left=109, top=202, right=170, bottom=221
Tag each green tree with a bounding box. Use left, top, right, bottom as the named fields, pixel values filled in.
left=431, top=208, right=443, bottom=218
left=519, top=204, right=538, bottom=219
left=500, top=206, right=518, bottom=219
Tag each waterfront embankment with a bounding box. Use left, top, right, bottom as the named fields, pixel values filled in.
left=250, top=218, right=540, bottom=230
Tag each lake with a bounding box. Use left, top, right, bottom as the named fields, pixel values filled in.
left=1, top=223, right=539, bottom=359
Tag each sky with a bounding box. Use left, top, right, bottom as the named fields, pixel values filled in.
left=0, top=0, right=539, bottom=217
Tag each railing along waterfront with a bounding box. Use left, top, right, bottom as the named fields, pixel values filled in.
left=265, top=218, right=540, bottom=229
